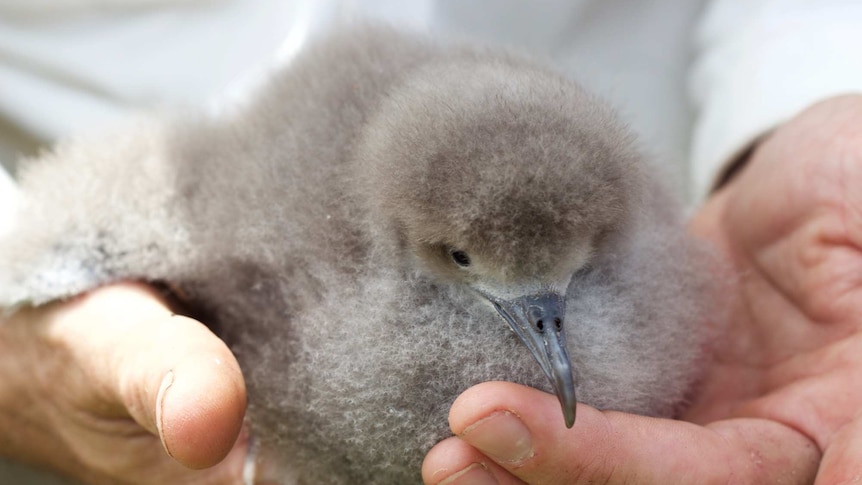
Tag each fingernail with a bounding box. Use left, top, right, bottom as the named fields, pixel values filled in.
left=437, top=463, right=498, bottom=485
left=459, top=411, right=533, bottom=463
left=156, top=370, right=174, bottom=457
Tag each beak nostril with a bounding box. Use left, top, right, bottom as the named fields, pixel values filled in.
left=554, top=317, right=562, bottom=329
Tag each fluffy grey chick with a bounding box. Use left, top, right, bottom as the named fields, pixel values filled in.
left=0, top=26, right=715, bottom=484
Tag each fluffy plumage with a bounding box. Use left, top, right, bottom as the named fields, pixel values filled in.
left=0, top=26, right=715, bottom=484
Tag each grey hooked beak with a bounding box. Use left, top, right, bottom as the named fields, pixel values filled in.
left=490, top=292, right=577, bottom=428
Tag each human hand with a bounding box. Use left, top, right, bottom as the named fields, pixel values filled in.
left=422, top=94, right=862, bottom=484
left=0, top=283, right=249, bottom=484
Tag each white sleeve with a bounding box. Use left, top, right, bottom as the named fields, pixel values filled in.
left=689, top=0, right=862, bottom=200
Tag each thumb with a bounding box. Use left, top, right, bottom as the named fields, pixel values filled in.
left=424, top=382, right=819, bottom=484
left=52, top=283, right=247, bottom=470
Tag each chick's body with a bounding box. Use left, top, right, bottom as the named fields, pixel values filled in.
left=0, top=27, right=714, bottom=484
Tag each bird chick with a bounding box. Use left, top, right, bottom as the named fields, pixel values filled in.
left=0, top=26, right=716, bottom=484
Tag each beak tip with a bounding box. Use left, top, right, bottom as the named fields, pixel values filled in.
left=564, top=406, right=576, bottom=428
left=558, top=388, right=577, bottom=428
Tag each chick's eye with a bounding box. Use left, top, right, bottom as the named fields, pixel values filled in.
left=450, top=250, right=471, bottom=268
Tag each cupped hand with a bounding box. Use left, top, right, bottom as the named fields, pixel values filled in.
left=423, top=95, right=862, bottom=484
left=0, top=283, right=249, bottom=484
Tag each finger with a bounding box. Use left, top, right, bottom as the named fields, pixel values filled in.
left=447, top=382, right=820, bottom=484
left=814, top=416, right=862, bottom=484
left=49, top=283, right=247, bottom=470
left=423, top=436, right=525, bottom=485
